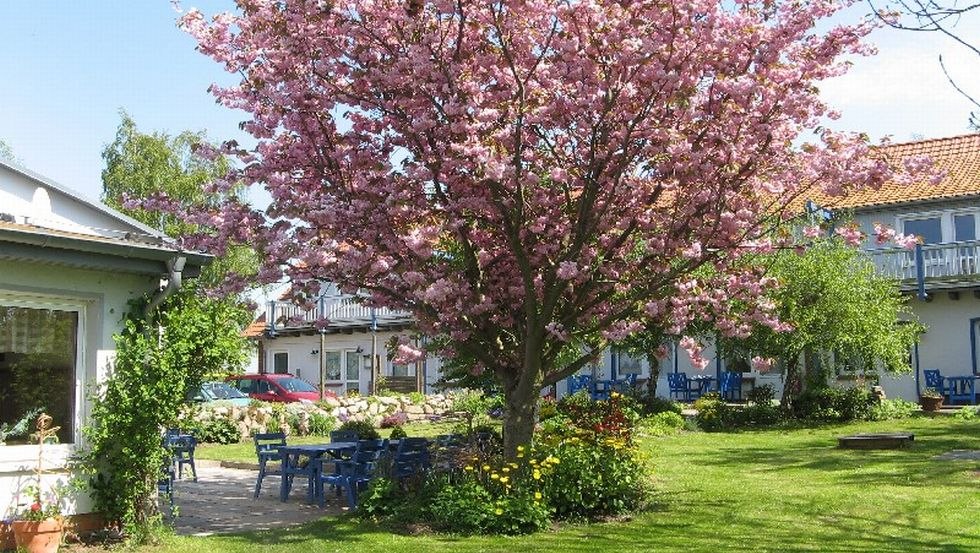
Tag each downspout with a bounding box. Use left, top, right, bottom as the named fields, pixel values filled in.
left=144, top=256, right=186, bottom=328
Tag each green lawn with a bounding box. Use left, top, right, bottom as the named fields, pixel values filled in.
left=154, top=417, right=979, bottom=552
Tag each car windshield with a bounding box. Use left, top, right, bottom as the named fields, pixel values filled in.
left=276, top=377, right=317, bottom=392
left=201, top=382, right=248, bottom=400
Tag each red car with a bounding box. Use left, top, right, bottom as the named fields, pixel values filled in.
left=225, top=373, right=333, bottom=403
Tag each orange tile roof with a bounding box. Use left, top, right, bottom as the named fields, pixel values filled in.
left=812, top=133, right=980, bottom=210
left=242, top=313, right=267, bottom=338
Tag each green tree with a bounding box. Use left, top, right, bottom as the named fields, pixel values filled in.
left=720, top=238, right=922, bottom=404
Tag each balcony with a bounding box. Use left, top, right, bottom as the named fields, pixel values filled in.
left=265, top=295, right=414, bottom=333
left=867, top=240, right=980, bottom=296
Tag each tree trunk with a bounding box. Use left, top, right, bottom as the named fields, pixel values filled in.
left=646, top=354, right=661, bottom=397
left=502, top=383, right=538, bottom=458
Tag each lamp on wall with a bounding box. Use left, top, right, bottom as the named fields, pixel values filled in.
left=311, top=349, right=319, bottom=355
left=355, top=345, right=364, bottom=353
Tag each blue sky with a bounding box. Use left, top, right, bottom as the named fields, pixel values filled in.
left=1, top=1, right=979, bottom=204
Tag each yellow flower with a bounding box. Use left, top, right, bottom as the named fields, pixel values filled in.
left=534, top=491, right=542, bottom=500
left=502, top=467, right=510, bottom=473
left=464, top=465, right=474, bottom=472
left=500, top=476, right=509, bottom=484
left=611, top=391, right=621, bottom=398
left=516, top=452, right=525, bottom=458
left=532, top=470, right=541, bottom=480
left=482, top=465, right=490, bottom=471
left=491, top=473, right=500, bottom=480
left=495, top=508, right=503, bottom=515
left=517, top=445, right=525, bottom=451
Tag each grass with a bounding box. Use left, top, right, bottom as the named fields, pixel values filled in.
left=149, top=416, right=979, bottom=552
left=194, top=421, right=463, bottom=464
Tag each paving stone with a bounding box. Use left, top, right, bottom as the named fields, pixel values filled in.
left=161, top=465, right=343, bottom=535
left=933, top=449, right=980, bottom=461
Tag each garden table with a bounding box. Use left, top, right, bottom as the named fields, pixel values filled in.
left=690, top=376, right=716, bottom=397
left=944, top=375, right=977, bottom=405
left=279, top=442, right=357, bottom=503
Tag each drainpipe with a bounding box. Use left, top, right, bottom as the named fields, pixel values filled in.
left=144, top=256, right=186, bottom=328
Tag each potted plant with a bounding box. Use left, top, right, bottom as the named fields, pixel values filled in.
left=11, top=413, right=65, bottom=553
left=919, top=388, right=944, bottom=412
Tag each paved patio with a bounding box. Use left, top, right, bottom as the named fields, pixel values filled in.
left=164, top=463, right=342, bottom=536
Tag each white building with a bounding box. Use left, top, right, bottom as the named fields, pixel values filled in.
left=0, top=159, right=210, bottom=536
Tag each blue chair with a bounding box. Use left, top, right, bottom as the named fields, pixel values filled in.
left=253, top=432, right=286, bottom=498
left=319, top=449, right=384, bottom=508
left=158, top=460, right=175, bottom=513
left=668, top=372, right=701, bottom=401
left=171, top=434, right=197, bottom=481
left=719, top=371, right=744, bottom=402
left=923, top=369, right=949, bottom=400
left=392, top=437, right=430, bottom=480
left=566, top=374, right=592, bottom=395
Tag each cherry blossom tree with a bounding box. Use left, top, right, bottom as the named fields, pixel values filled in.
left=171, top=0, right=923, bottom=454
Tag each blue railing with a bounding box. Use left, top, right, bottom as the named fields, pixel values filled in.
left=866, top=240, right=980, bottom=297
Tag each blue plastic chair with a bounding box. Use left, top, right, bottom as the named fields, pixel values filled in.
left=923, top=369, right=949, bottom=400
left=668, top=372, right=700, bottom=401
left=172, top=434, right=197, bottom=481
left=566, top=374, right=592, bottom=395
left=253, top=432, right=286, bottom=498
left=319, top=449, right=383, bottom=508
left=719, top=371, right=744, bottom=402
left=391, top=437, right=430, bottom=480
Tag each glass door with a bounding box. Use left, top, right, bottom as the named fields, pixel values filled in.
left=345, top=351, right=361, bottom=395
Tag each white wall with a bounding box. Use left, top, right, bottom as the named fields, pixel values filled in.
left=0, top=260, right=159, bottom=518
left=258, top=330, right=443, bottom=395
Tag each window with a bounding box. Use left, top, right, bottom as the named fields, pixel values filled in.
left=616, top=351, right=643, bottom=375
left=391, top=362, right=413, bottom=377
left=255, top=380, right=271, bottom=394
left=954, top=214, right=976, bottom=242
left=903, top=217, right=942, bottom=244
left=0, top=305, right=79, bottom=444
left=234, top=378, right=255, bottom=394
left=273, top=352, right=289, bottom=374
left=325, top=351, right=341, bottom=380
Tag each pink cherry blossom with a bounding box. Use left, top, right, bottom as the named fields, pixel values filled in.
left=835, top=226, right=865, bottom=247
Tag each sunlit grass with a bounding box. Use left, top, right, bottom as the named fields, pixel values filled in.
left=151, top=416, right=978, bottom=552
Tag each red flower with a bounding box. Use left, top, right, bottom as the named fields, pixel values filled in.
left=30, top=502, right=41, bottom=512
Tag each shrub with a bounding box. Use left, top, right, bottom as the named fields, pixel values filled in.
left=540, top=437, right=647, bottom=520
left=693, top=393, right=732, bottom=432
left=336, top=419, right=381, bottom=440
left=735, top=404, right=783, bottom=427
left=307, top=411, right=336, bottom=436
left=538, top=397, right=559, bottom=421
left=952, top=406, right=979, bottom=420
left=428, top=479, right=495, bottom=533
left=389, top=425, right=408, bottom=440
left=869, top=399, right=920, bottom=421
left=557, top=391, right=640, bottom=440
left=640, top=411, right=685, bottom=437
left=633, top=395, right=683, bottom=416
left=183, top=417, right=239, bottom=444
left=793, top=387, right=877, bottom=422
left=408, top=391, right=426, bottom=405
left=483, top=492, right=551, bottom=535
left=747, top=384, right=776, bottom=405
left=380, top=411, right=408, bottom=429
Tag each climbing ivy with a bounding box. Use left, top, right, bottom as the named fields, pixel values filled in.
left=82, top=284, right=249, bottom=541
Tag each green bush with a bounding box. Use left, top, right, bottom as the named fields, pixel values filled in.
left=408, top=391, right=426, bottom=405
left=747, top=384, right=776, bottom=405
left=640, top=411, right=685, bottom=436
left=336, top=419, right=381, bottom=440
left=632, top=394, right=683, bottom=416
left=183, top=417, right=240, bottom=444
left=428, top=479, right=495, bottom=533
left=793, top=387, right=877, bottom=422
left=307, top=411, right=336, bottom=436
left=540, top=438, right=647, bottom=520
left=952, top=406, right=979, bottom=420
left=735, top=404, right=783, bottom=427
left=869, top=399, right=920, bottom=421
left=693, top=393, right=732, bottom=432
left=557, top=391, right=640, bottom=440
left=538, top=397, right=559, bottom=421
left=483, top=492, right=551, bottom=535
left=389, top=425, right=408, bottom=440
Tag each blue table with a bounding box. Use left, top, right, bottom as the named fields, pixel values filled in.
left=945, top=375, right=978, bottom=405
left=279, top=442, right=357, bottom=503
left=690, top=376, right=715, bottom=397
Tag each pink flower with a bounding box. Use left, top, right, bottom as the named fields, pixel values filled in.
left=556, top=261, right=579, bottom=280
left=834, top=226, right=864, bottom=247
left=872, top=223, right=896, bottom=246
left=750, top=356, right=774, bottom=373
left=803, top=226, right=822, bottom=239
left=894, top=233, right=919, bottom=250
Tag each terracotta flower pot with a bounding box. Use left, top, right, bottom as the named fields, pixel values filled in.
left=11, top=517, right=64, bottom=553
left=919, top=396, right=944, bottom=412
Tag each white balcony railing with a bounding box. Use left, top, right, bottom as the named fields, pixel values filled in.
left=866, top=240, right=980, bottom=296
left=266, top=295, right=413, bottom=331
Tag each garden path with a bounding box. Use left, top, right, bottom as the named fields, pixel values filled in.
left=164, top=463, right=338, bottom=536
